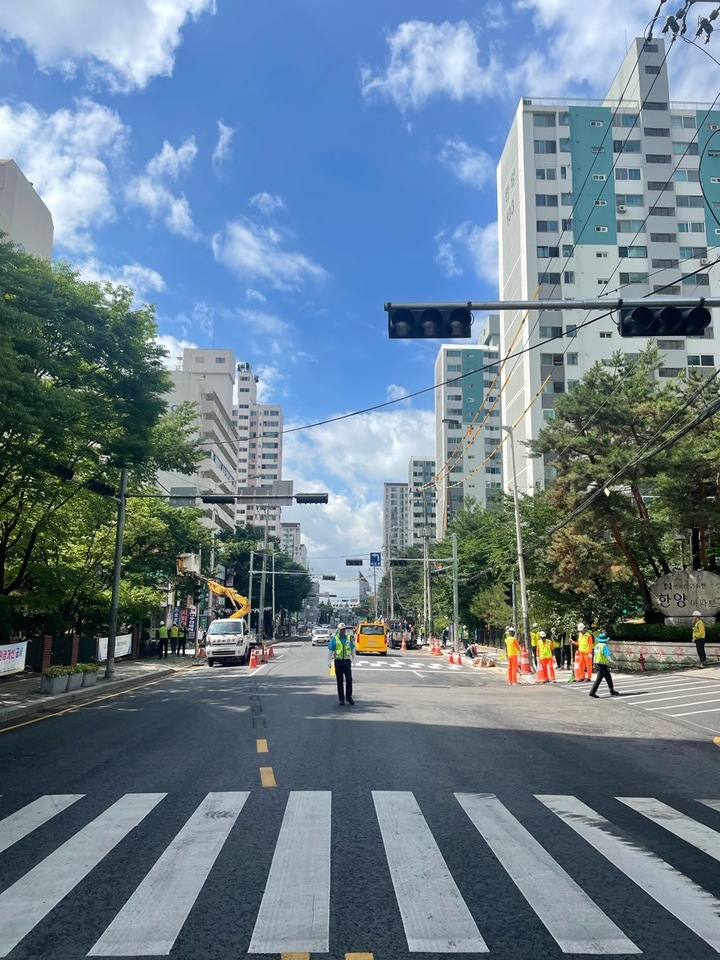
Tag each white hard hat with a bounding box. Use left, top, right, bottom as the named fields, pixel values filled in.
left=337, top=622, right=346, bottom=630
left=539, top=631, right=547, bottom=638
left=507, top=626, right=515, bottom=633
left=692, top=611, right=702, bottom=617
left=577, top=622, right=585, bottom=630
left=533, top=622, right=538, bottom=628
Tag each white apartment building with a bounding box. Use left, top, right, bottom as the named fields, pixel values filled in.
left=434, top=329, right=503, bottom=537
left=407, top=457, right=436, bottom=546
left=0, top=159, right=53, bottom=259
left=497, top=37, right=720, bottom=492
left=382, top=482, right=408, bottom=562
left=159, top=348, right=238, bottom=534
left=280, top=522, right=307, bottom=567
left=232, top=362, right=284, bottom=539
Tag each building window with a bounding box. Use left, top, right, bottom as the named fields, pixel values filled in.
left=679, top=246, right=707, bottom=258
left=564, top=271, right=575, bottom=283
left=619, top=245, right=647, bottom=257
left=541, top=353, right=564, bottom=365
left=562, top=244, right=574, bottom=257
left=559, top=138, right=571, bottom=151
left=650, top=232, right=677, bottom=242
left=653, top=284, right=681, bottom=294
left=539, top=326, right=562, bottom=338
left=543, top=381, right=565, bottom=393
left=597, top=251, right=608, bottom=257
left=617, top=220, right=645, bottom=233
left=614, top=139, right=641, bottom=153
left=566, top=324, right=577, bottom=337
left=566, top=353, right=578, bottom=365
left=678, top=222, right=705, bottom=233
left=615, top=168, right=641, bottom=180
left=592, top=173, right=606, bottom=181
left=595, top=225, right=609, bottom=233
left=646, top=154, right=671, bottom=163
left=561, top=192, right=573, bottom=204
left=215, top=356, right=226, bottom=364
left=652, top=258, right=678, bottom=268
left=536, top=194, right=558, bottom=206
left=674, top=142, right=699, bottom=155
left=538, top=272, right=561, bottom=284
left=562, top=218, right=573, bottom=231
left=591, top=146, right=605, bottom=154
left=645, top=65, right=661, bottom=74
left=647, top=181, right=673, bottom=192
left=675, top=169, right=701, bottom=182
left=645, top=127, right=669, bottom=137
left=536, top=220, right=559, bottom=232
left=534, top=140, right=557, bottom=154
left=649, top=206, right=675, bottom=216
left=619, top=272, right=649, bottom=284
left=616, top=194, right=644, bottom=206
left=533, top=112, right=556, bottom=126
left=657, top=340, right=685, bottom=350
left=600, top=332, right=613, bottom=339
left=683, top=274, right=710, bottom=286
left=644, top=101, right=669, bottom=110
left=543, top=410, right=556, bottom=421
left=594, top=199, right=607, bottom=206
left=613, top=114, right=639, bottom=127
left=687, top=355, right=715, bottom=366
left=536, top=167, right=557, bottom=180
left=677, top=195, right=704, bottom=208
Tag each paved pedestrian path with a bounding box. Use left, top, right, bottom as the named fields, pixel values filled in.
left=1, top=788, right=720, bottom=956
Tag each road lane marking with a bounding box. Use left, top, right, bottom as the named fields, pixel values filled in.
left=617, top=798, right=720, bottom=862
left=539, top=794, right=720, bottom=951
left=249, top=791, right=331, bottom=954
left=635, top=686, right=720, bottom=703
left=0, top=793, right=165, bottom=958
left=457, top=793, right=638, bottom=955
left=373, top=790, right=487, bottom=953
left=0, top=795, right=84, bottom=855
left=647, top=697, right=720, bottom=711
left=256, top=739, right=269, bottom=753
left=260, top=767, right=276, bottom=788
left=675, top=706, right=720, bottom=716
left=89, top=792, right=249, bottom=956
left=346, top=954, right=374, bottom=959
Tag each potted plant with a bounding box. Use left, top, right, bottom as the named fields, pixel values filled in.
left=66, top=664, right=84, bottom=691
left=78, top=662, right=99, bottom=687
left=40, top=666, right=70, bottom=695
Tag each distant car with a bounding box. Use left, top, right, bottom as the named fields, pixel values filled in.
left=311, top=628, right=331, bottom=646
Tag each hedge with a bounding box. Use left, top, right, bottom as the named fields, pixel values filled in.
left=610, top=622, right=720, bottom=643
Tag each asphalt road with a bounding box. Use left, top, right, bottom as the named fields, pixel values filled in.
left=1, top=639, right=720, bottom=959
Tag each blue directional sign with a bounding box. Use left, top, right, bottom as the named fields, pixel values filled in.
left=370, top=552, right=381, bottom=567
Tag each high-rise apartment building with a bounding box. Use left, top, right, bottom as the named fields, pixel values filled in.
left=407, top=457, right=436, bottom=546
left=280, top=522, right=307, bottom=567
left=0, top=160, right=53, bottom=259
left=497, top=38, right=720, bottom=492
left=382, top=482, right=408, bottom=562
left=232, top=362, right=284, bottom=539
left=434, top=327, right=503, bottom=536
left=159, top=348, right=238, bottom=534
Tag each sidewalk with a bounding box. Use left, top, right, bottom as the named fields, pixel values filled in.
left=0, top=656, right=200, bottom=725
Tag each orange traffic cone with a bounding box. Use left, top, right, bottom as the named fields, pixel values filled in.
left=535, top=660, right=548, bottom=683
left=572, top=649, right=581, bottom=681
left=249, top=647, right=258, bottom=668
left=401, top=635, right=407, bottom=651
left=519, top=646, right=532, bottom=675
left=433, top=638, right=440, bottom=656
left=448, top=650, right=455, bottom=664
left=456, top=651, right=462, bottom=665
left=268, top=644, right=274, bottom=659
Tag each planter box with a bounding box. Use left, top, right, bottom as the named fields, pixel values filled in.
left=81, top=671, right=98, bottom=687
left=67, top=672, right=83, bottom=691
left=40, top=674, right=69, bottom=695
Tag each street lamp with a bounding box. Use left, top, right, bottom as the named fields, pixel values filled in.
left=501, top=424, right=532, bottom=667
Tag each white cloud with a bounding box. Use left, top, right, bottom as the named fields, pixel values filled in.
left=126, top=137, right=199, bottom=238
left=360, top=20, right=504, bottom=110
left=155, top=333, right=199, bottom=369
left=246, top=288, right=267, bottom=303
left=212, top=120, right=234, bottom=173
left=77, top=258, right=166, bottom=301
left=249, top=192, right=287, bottom=216
left=0, top=98, right=126, bottom=252
left=387, top=384, right=410, bottom=403
left=212, top=218, right=327, bottom=291
left=438, top=138, right=494, bottom=190
left=254, top=364, right=286, bottom=402
left=281, top=408, right=435, bottom=580
left=435, top=221, right=498, bottom=288
left=0, top=0, right=216, bottom=92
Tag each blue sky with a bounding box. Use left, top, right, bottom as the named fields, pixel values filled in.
left=0, top=1, right=715, bottom=593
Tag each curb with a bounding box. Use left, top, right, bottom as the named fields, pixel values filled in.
left=0, top=665, right=195, bottom=726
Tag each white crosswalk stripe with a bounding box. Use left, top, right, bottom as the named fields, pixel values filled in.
left=539, top=794, right=720, bottom=952
left=0, top=793, right=165, bottom=958
left=1, top=791, right=720, bottom=955
left=565, top=671, right=720, bottom=723
left=456, top=792, right=639, bottom=954
left=89, top=792, right=249, bottom=956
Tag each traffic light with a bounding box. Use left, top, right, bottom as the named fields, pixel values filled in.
left=386, top=304, right=473, bottom=339
left=504, top=583, right=513, bottom=606
left=200, top=495, right=235, bottom=504
left=619, top=304, right=711, bottom=337
left=295, top=493, right=329, bottom=504
left=346, top=559, right=363, bottom=566
left=390, top=559, right=409, bottom=567
left=322, top=574, right=336, bottom=580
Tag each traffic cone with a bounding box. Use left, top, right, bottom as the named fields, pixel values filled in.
left=249, top=647, right=258, bottom=668
left=519, top=646, right=532, bottom=675
left=432, top=638, right=440, bottom=656
left=456, top=651, right=462, bottom=664
left=448, top=650, right=455, bottom=664
left=401, top=635, right=407, bottom=651
left=572, top=649, right=581, bottom=681
left=535, top=660, right=547, bottom=683
left=268, top=644, right=274, bottom=659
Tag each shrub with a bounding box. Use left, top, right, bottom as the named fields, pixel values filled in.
left=76, top=662, right=99, bottom=673
left=610, top=622, right=720, bottom=643
left=42, top=665, right=70, bottom=679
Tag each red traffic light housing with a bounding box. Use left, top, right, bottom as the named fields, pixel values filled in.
left=386, top=304, right=473, bottom=339
left=619, top=304, right=711, bottom=337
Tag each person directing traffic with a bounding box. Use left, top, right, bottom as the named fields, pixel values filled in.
left=328, top=623, right=356, bottom=705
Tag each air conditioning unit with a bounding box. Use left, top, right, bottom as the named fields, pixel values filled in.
left=700, top=257, right=709, bottom=265
left=616, top=204, right=627, bottom=213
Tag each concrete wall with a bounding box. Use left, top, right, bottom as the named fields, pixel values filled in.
left=610, top=640, right=720, bottom=671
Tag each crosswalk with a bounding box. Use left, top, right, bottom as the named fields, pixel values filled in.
left=2, top=790, right=720, bottom=956
left=354, top=657, right=465, bottom=672
left=565, top=670, right=720, bottom=728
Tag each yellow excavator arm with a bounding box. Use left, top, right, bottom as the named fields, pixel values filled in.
left=206, top=580, right=250, bottom=619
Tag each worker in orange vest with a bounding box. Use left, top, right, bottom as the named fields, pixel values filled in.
left=573, top=623, right=594, bottom=681
left=504, top=626, right=521, bottom=685
left=537, top=631, right=556, bottom=683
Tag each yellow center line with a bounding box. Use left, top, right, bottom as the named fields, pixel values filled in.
left=281, top=954, right=310, bottom=960
left=256, top=738, right=268, bottom=753
left=714, top=736, right=720, bottom=747
left=347, top=954, right=374, bottom=959
left=259, top=766, right=276, bottom=788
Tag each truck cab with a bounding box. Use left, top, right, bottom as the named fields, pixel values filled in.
left=205, top=618, right=251, bottom=666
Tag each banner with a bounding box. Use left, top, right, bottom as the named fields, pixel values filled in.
left=96, top=633, right=133, bottom=662
left=0, top=641, right=27, bottom=676
left=186, top=605, right=197, bottom=640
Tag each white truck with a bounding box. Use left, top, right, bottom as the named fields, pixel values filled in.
left=205, top=617, right=252, bottom=666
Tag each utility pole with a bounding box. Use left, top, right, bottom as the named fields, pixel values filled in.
left=258, top=510, right=269, bottom=637
left=271, top=545, right=276, bottom=638
left=247, top=551, right=254, bottom=633
left=105, top=467, right=128, bottom=680
left=452, top=533, right=460, bottom=658
left=502, top=424, right=532, bottom=667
